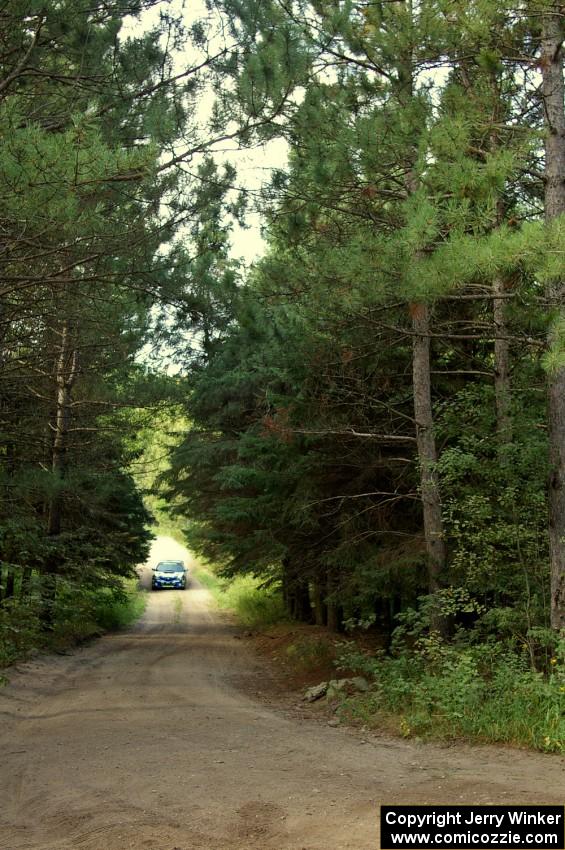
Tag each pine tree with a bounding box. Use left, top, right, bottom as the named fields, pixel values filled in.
left=539, top=0, right=565, bottom=631
left=0, top=1, right=232, bottom=638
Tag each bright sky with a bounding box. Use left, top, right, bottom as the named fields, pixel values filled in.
left=123, top=0, right=289, bottom=265
left=125, top=1, right=290, bottom=370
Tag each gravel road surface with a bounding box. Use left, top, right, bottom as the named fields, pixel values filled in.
left=0, top=537, right=563, bottom=850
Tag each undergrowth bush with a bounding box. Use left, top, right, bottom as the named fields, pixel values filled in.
left=0, top=599, right=42, bottom=666
left=52, top=578, right=146, bottom=643
left=90, top=580, right=147, bottom=631
left=285, top=635, right=336, bottom=672
left=0, top=578, right=146, bottom=667
left=336, top=638, right=564, bottom=753
left=194, top=568, right=287, bottom=628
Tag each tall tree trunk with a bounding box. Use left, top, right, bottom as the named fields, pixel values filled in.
left=404, top=282, right=447, bottom=609
left=325, top=569, right=342, bottom=632
left=2, top=413, right=18, bottom=604
left=4, top=568, right=15, bottom=600
left=493, top=275, right=512, bottom=441
left=20, top=567, right=33, bottom=599
left=326, top=598, right=339, bottom=632
left=489, top=110, right=513, bottom=443
left=411, top=302, right=448, bottom=618
left=542, top=4, right=565, bottom=632
left=41, top=321, right=78, bottom=628
left=400, top=20, right=447, bottom=620
left=294, top=580, right=312, bottom=623
left=48, top=322, right=77, bottom=536
left=312, top=580, right=326, bottom=626
left=281, top=557, right=290, bottom=615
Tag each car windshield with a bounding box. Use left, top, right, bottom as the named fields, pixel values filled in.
left=157, top=562, right=184, bottom=572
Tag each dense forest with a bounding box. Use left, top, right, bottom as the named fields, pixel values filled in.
left=0, top=0, right=230, bottom=656
left=0, top=1, right=563, bottom=747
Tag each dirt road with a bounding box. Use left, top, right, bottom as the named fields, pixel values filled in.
left=0, top=537, right=563, bottom=850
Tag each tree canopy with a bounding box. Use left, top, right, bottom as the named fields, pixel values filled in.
left=1, top=1, right=564, bottom=694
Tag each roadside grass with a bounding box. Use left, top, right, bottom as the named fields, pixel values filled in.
left=50, top=578, right=147, bottom=648
left=333, top=644, right=565, bottom=753
left=193, top=566, right=287, bottom=629
left=0, top=578, right=147, bottom=668
left=187, top=557, right=565, bottom=755
left=0, top=600, right=42, bottom=667
left=90, top=579, right=147, bottom=632
left=285, top=634, right=337, bottom=673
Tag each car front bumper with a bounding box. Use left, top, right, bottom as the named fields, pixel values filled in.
left=152, top=578, right=185, bottom=589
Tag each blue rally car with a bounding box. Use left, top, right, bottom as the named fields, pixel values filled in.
left=151, top=560, right=188, bottom=591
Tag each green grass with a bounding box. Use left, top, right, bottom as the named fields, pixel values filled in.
left=285, top=635, right=336, bottom=672
left=0, top=599, right=41, bottom=667
left=91, top=579, right=147, bottom=632
left=0, top=578, right=147, bottom=668
left=190, top=564, right=222, bottom=594
left=335, top=642, right=565, bottom=753
left=193, top=566, right=287, bottom=629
